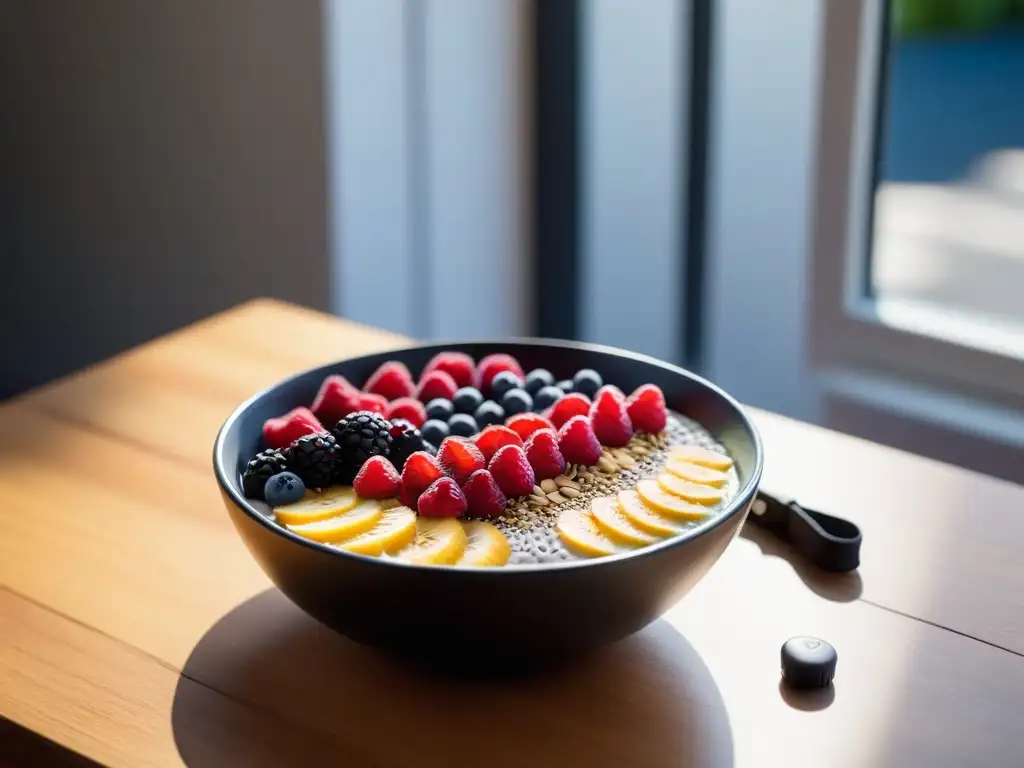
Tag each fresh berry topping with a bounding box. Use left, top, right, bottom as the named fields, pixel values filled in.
left=477, top=353, right=525, bottom=395
left=417, top=370, right=459, bottom=403
left=572, top=368, right=603, bottom=398
left=242, top=449, right=288, bottom=500
left=548, top=392, right=592, bottom=429
left=311, top=375, right=362, bottom=427
left=557, top=415, right=602, bottom=465
left=262, top=407, right=323, bottom=451
left=461, top=469, right=507, bottom=517
left=556, top=379, right=575, bottom=393
left=332, top=411, right=393, bottom=483
left=473, top=400, right=506, bottom=428
left=386, top=397, right=427, bottom=428
left=400, top=451, right=445, bottom=505
left=452, top=386, right=484, bottom=414
left=596, top=384, right=626, bottom=402
left=524, top=429, right=566, bottom=480
left=506, top=412, right=555, bottom=441
left=524, top=369, right=555, bottom=395
left=421, top=419, right=450, bottom=447
left=358, top=392, right=390, bottom=416
left=417, top=476, right=467, bottom=518
left=263, top=471, right=305, bottom=507
left=589, top=388, right=633, bottom=447
left=353, top=455, right=402, bottom=498
left=487, top=444, right=536, bottom=498
left=387, top=419, right=432, bottom=471
left=284, top=432, right=339, bottom=489
left=425, top=398, right=455, bottom=422
left=364, top=361, right=416, bottom=400
left=421, top=351, right=477, bottom=389
left=473, top=424, right=524, bottom=462
left=490, top=370, right=523, bottom=400
left=533, top=385, right=563, bottom=411
left=500, top=388, right=533, bottom=416
left=437, top=436, right=486, bottom=484
left=448, top=413, right=478, bottom=438
left=626, top=384, right=668, bottom=433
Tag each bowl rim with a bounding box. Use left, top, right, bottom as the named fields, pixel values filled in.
left=213, top=337, right=763, bottom=575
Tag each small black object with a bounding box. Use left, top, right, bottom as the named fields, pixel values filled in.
left=781, top=636, right=837, bottom=689
left=425, top=398, right=455, bottom=422
left=490, top=371, right=523, bottom=400
left=572, top=368, right=603, bottom=397
left=474, top=400, right=506, bottom=428
left=501, top=388, right=533, bottom=416
left=241, top=449, right=288, bottom=499
left=533, top=385, right=563, bottom=411
left=386, top=419, right=429, bottom=471
left=421, top=418, right=450, bottom=447
left=285, top=432, right=339, bottom=489
left=263, top=471, right=305, bottom=507
left=448, top=412, right=479, bottom=437
left=332, top=411, right=392, bottom=482
left=524, top=368, right=555, bottom=395
left=749, top=490, right=861, bottom=573
left=452, top=386, right=484, bottom=414
left=556, top=379, right=575, bottom=394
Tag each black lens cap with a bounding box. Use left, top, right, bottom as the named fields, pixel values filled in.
left=781, top=636, right=837, bottom=689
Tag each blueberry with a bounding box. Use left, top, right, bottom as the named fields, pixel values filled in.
left=572, top=368, right=603, bottom=398
left=453, top=386, right=484, bottom=414
left=474, top=400, right=506, bottom=428
left=263, top=472, right=305, bottom=507
left=556, top=379, right=575, bottom=394
left=448, top=413, right=479, bottom=438
left=500, top=388, right=533, bottom=416
left=490, top=371, right=523, bottom=400
left=421, top=419, right=450, bottom=447
left=534, top=385, right=563, bottom=411
left=524, top=369, right=554, bottom=395
left=426, top=398, right=454, bottom=422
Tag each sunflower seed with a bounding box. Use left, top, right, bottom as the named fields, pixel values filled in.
left=560, top=487, right=580, bottom=498
left=529, top=494, right=549, bottom=507
left=597, top=456, right=618, bottom=474
left=533, top=485, right=545, bottom=497
left=546, top=491, right=568, bottom=504
left=540, top=478, right=558, bottom=494
left=567, top=465, right=578, bottom=480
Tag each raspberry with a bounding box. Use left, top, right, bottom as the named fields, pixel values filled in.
left=487, top=444, right=535, bottom=498
left=363, top=361, right=416, bottom=400
left=473, top=424, right=524, bottom=463
left=505, top=412, right=554, bottom=442
left=416, top=369, right=459, bottom=403
left=399, top=451, right=445, bottom=505
left=548, top=392, right=592, bottom=430
left=589, top=388, right=633, bottom=447
left=358, top=392, right=389, bottom=416
left=461, top=469, right=507, bottom=517
left=417, top=476, right=467, bottom=518
left=626, top=384, right=668, bottom=433
left=437, top=436, right=486, bottom=485
left=477, top=353, right=525, bottom=395
left=353, top=455, right=401, bottom=499
left=557, top=415, right=602, bottom=465
left=262, top=407, right=323, bottom=451
left=387, top=397, right=427, bottom=428
left=311, top=375, right=362, bottom=427
left=524, top=429, right=566, bottom=480
left=422, top=351, right=477, bottom=389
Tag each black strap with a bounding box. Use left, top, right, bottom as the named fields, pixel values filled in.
left=748, top=490, right=862, bottom=573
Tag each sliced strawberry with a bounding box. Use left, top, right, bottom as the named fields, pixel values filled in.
left=473, top=424, right=524, bottom=463
left=417, top=476, right=467, bottom=518
left=311, top=375, right=362, bottom=428
left=364, top=361, right=416, bottom=400
left=548, top=392, right=592, bottom=430
left=590, top=388, right=633, bottom=447
left=487, top=444, right=535, bottom=498
left=505, top=412, right=554, bottom=442
left=416, top=369, right=459, bottom=403
left=262, top=407, right=323, bottom=451
left=399, top=451, right=445, bottom=505
left=358, top=392, right=389, bottom=416
left=422, top=351, right=477, bottom=389
left=524, top=428, right=566, bottom=480
left=353, top=455, right=401, bottom=498
left=626, top=384, right=668, bottom=433
left=461, top=469, right=507, bottom=517
left=595, top=384, right=626, bottom=402
left=437, top=436, right=486, bottom=485
left=557, top=415, right=602, bottom=465
left=387, top=397, right=427, bottom=428
left=477, top=353, right=525, bottom=395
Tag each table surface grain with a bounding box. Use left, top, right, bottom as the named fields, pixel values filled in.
left=2, top=299, right=1023, bottom=767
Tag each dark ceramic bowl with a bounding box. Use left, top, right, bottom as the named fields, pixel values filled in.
left=214, top=340, right=763, bottom=659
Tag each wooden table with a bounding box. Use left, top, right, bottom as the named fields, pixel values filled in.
left=3, top=300, right=1024, bottom=767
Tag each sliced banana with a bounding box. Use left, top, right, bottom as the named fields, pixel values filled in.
left=274, top=486, right=359, bottom=526
left=636, top=479, right=712, bottom=521
left=655, top=473, right=723, bottom=505
left=590, top=496, right=657, bottom=546
left=557, top=507, right=618, bottom=558
left=664, top=458, right=729, bottom=487
left=286, top=498, right=382, bottom=543
left=337, top=505, right=417, bottom=556
left=666, top=444, right=733, bottom=470
left=617, top=490, right=687, bottom=537
left=394, top=518, right=468, bottom=565
left=457, top=522, right=511, bottom=567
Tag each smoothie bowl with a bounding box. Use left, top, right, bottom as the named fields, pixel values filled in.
left=213, top=341, right=763, bottom=658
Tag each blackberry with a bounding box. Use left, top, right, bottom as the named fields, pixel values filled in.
left=333, top=410, right=393, bottom=483
left=284, top=432, right=339, bottom=489
left=241, top=449, right=288, bottom=500
left=387, top=418, right=432, bottom=471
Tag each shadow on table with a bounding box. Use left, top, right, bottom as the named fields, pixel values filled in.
left=172, top=588, right=734, bottom=767
left=739, top=524, right=863, bottom=603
